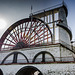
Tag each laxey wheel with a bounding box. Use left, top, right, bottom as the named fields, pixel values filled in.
left=0, top=17, right=52, bottom=51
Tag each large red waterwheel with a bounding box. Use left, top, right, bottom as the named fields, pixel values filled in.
left=0, top=17, right=52, bottom=51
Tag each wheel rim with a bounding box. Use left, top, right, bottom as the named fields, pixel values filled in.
left=0, top=17, right=52, bottom=50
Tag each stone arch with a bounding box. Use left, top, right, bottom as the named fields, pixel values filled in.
left=16, top=66, right=43, bottom=75
left=0, top=69, right=3, bottom=75
left=1, top=51, right=29, bottom=64
left=32, top=51, right=55, bottom=62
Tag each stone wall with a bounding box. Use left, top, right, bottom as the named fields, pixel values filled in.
left=0, top=44, right=74, bottom=64
left=0, top=63, right=75, bottom=75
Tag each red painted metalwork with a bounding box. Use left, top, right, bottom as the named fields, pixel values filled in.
left=0, top=17, right=52, bottom=51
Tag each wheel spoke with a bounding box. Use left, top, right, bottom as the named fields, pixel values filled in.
left=0, top=42, right=14, bottom=46
left=31, top=32, right=50, bottom=44
left=13, top=29, right=18, bottom=42
left=6, top=38, right=16, bottom=44
left=10, top=33, right=18, bottom=43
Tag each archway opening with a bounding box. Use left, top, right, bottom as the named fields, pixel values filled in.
left=0, top=69, right=3, bottom=75
left=16, top=66, right=43, bottom=75
left=33, top=51, right=55, bottom=63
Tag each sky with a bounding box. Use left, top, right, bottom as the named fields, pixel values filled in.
left=0, top=0, right=75, bottom=41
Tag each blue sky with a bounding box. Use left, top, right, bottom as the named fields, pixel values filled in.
left=0, top=0, right=75, bottom=40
